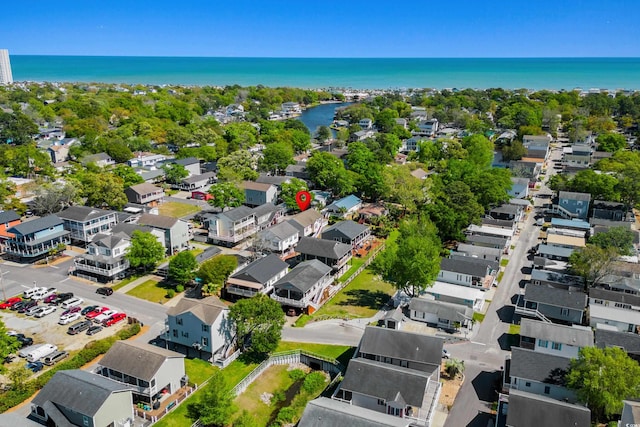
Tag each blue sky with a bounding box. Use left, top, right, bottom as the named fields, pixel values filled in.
left=3, top=0, right=639, bottom=57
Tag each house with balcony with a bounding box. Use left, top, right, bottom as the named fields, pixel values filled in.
left=295, top=236, right=352, bottom=276
left=589, top=287, right=640, bottom=333
left=0, top=210, right=21, bottom=252
left=489, top=204, right=524, bottom=222
left=243, top=181, right=278, bottom=207
left=137, top=213, right=190, bottom=255
left=416, top=118, right=439, bottom=136
left=258, top=221, right=299, bottom=254
left=127, top=152, right=168, bottom=168
left=322, top=220, right=371, bottom=249
left=595, top=328, right=640, bottom=362
left=252, top=202, right=285, bottom=230
left=5, top=215, right=70, bottom=262
left=30, top=370, right=134, bottom=427
left=453, top=243, right=502, bottom=263
left=159, top=157, right=201, bottom=176
left=522, top=135, right=551, bottom=161
left=164, top=296, right=235, bottom=364
left=518, top=318, right=593, bottom=359
left=225, top=254, right=289, bottom=298
left=271, top=259, right=333, bottom=314
left=57, top=206, right=118, bottom=245
left=73, top=232, right=131, bottom=282
left=500, top=389, right=590, bottom=427
left=423, top=281, right=486, bottom=312
left=175, top=171, right=216, bottom=191
left=409, top=298, right=473, bottom=332
left=464, top=234, right=510, bottom=252
left=205, top=206, right=256, bottom=246
left=515, top=284, right=587, bottom=325
left=437, top=256, right=498, bottom=291
left=466, top=223, right=515, bottom=240
left=288, top=209, right=326, bottom=237
left=553, top=191, right=591, bottom=220
left=281, top=102, right=301, bottom=115
left=97, top=340, right=185, bottom=405
left=125, top=183, right=165, bottom=207
left=325, top=195, right=362, bottom=218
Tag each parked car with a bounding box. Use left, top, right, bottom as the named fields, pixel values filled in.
left=442, top=349, right=450, bottom=359
left=35, top=306, right=56, bottom=318
left=61, top=306, right=82, bottom=316
left=60, top=297, right=83, bottom=309
left=25, top=344, right=57, bottom=363
left=86, top=306, right=110, bottom=319
left=25, top=305, right=44, bottom=316
left=18, top=300, right=38, bottom=313
left=0, top=297, right=22, bottom=309
left=52, top=293, right=74, bottom=305
left=44, top=293, right=59, bottom=304
left=86, top=325, right=103, bottom=336
left=96, top=287, right=114, bottom=296
left=23, top=287, right=47, bottom=299
left=81, top=305, right=99, bottom=315
left=10, top=301, right=27, bottom=311
left=43, top=351, right=68, bottom=366
left=26, top=361, right=44, bottom=373
left=59, top=312, right=82, bottom=325
left=33, top=287, right=57, bottom=301
left=103, top=312, right=126, bottom=327
left=67, top=320, right=92, bottom=335
left=15, top=334, right=33, bottom=347
left=93, top=309, right=118, bottom=323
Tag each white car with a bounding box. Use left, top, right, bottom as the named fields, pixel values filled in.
left=33, top=287, right=57, bottom=301
left=94, top=310, right=118, bottom=324
left=60, top=297, right=84, bottom=309
left=25, top=305, right=45, bottom=316
left=59, top=312, right=82, bottom=325
left=35, top=306, right=56, bottom=318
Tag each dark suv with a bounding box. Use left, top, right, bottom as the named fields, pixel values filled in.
left=55, top=293, right=74, bottom=304
left=96, top=287, right=113, bottom=296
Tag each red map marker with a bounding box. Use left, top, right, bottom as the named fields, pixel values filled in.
left=295, top=191, right=312, bottom=211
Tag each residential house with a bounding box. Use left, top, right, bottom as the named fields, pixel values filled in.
left=281, top=102, right=301, bottom=115
left=226, top=254, right=289, bottom=298
left=437, top=256, right=498, bottom=290
left=466, top=224, right=515, bottom=240
left=5, top=215, right=70, bottom=262
left=410, top=168, right=430, bottom=180
left=349, top=129, right=376, bottom=142
left=127, top=152, right=168, bottom=168
left=409, top=298, right=473, bottom=331
left=325, top=195, right=362, bottom=218
left=30, top=370, right=134, bottom=427
left=271, top=259, right=333, bottom=314
left=255, top=174, right=291, bottom=188
left=562, top=144, right=591, bottom=171
left=299, top=397, right=412, bottom=427
left=595, top=328, right=640, bottom=362
left=137, top=213, right=190, bottom=255
left=549, top=218, right=591, bottom=234
left=295, top=236, right=352, bottom=276
left=252, top=202, right=285, bottom=230
left=175, top=171, right=216, bottom=191
left=288, top=209, right=326, bottom=237
left=423, top=281, right=486, bottom=311
left=505, top=347, right=576, bottom=402
left=138, top=168, right=166, bottom=183
left=508, top=177, right=531, bottom=199
left=522, top=135, right=550, bottom=161
left=164, top=296, right=234, bottom=363
left=73, top=232, right=131, bottom=282
left=160, top=157, right=201, bottom=176
left=285, top=162, right=309, bottom=180
left=47, top=144, right=70, bottom=164
left=402, top=136, right=429, bottom=152
left=545, top=231, right=586, bottom=249
left=481, top=217, right=517, bottom=232
left=258, top=221, right=299, bottom=254
left=536, top=244, right=575, bottom=262
left=465, top=234, right=510, bottom=252
left=97, top=340, right=185, bottom=404
left=81, top=152, right=115, bottom=168
left=243, top=181, right=278, bottom=207
left=453, top=243, right=502, bottom=263
left=596, top=261, right=640, bottom=294
left=322, top=220, right=371, bottom=249
left=518, top=318, right=593, bottom=358
left=358, top=118, right=373, bottom=129
left=124, top=183, right=165, bottom=207
left=395, top=118, right=408, bottom=129
left=509, top=160, right=542, bottom=182
left=589, top=288, right=640, bottom=333
left=205, top=205, right=256, bottom=245
left=489, top=205, right=523, bottom=222
left=554, top=191, right=591, bottom=220
left=57, top=206, right=118, bottom=245
left=502, top=389, right=590, bottom=427
left=516, top=284, right=587, bottom=325
left=591, top=200, right=628, bottom=222
left=0, top=210, right=21, bottom=252
left=530, top=269, right=584, bottom=291
left=416, top=118, right=439, bottom=136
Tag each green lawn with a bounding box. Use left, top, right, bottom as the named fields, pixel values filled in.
left=500, top=259, right=509, bottom=267
left=125, top=279, right=174, bottom=303
left=508, top=324, right=521, bottom=335
left=111, top=275, right=141, bottom=291
left=337, top=257, right=365, bottom=282
left=473, top=312, right=486, bottom=323
left=496, top=271, right=504, bottom=283
left=184, top=358, right=218, bottom=386
left=275, top=342, right=354, bottom=365
left=158, top=201, right=201, bottom=218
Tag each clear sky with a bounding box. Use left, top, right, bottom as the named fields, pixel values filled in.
left=3, top=0, right=639, bottom=57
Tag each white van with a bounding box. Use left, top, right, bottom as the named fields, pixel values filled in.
left=23, top=287, right=47, bottom=299
left=26, top=344, right=58, bottom=363
left=61, top=297, right=84, bottom=309
left=18, top=343, right=45, bottom=358
left=43, top=350, right=68, bottom=366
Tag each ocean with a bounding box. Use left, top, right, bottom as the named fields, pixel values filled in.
left=10, top=56, right=640, bottom=90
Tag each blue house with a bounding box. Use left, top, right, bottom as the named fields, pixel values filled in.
left=554, top=191, right=591, bottom=220
left=325, top=195, right=362, bottom=218
left=5, top=215, right=70, bottom=262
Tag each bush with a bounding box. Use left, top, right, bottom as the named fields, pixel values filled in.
left=275, top=407, right=296, bottom=424
left=117, top=323, right=141, bottom=340
left=167, top=289, right=175, bottom=298
left=302, top=371, right=326, bottom=394
left=288, top=369, right=306, bottom=381
left=176, top=284, right=185, bottom=293
left=271, top=390, right=285, bottom=405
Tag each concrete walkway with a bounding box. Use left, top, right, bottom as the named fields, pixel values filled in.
left=114, top=275, right=162, bottom=294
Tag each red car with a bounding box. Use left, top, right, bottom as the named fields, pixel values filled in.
left=85, top=306, right=110, bottom=319
left=103, top=312, right=126, bottom=327
left=0, top=297, right=22, bottom=309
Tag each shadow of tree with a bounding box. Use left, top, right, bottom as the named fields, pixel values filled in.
left=338, top=289, right=391, bottom=309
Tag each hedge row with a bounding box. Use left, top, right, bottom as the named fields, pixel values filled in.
left=0, top=323, right=141, bottom=413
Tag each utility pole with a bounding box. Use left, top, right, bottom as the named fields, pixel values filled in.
left=0, top=266, right=5, bottom=301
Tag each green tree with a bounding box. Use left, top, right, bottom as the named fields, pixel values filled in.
left=426, top=179, right=484, bottom=242
left=501, top=140, right=527, bottom=162
left=104, top=140, right=133, bottom=163
left=207, top=181, right=245, bottom=209
left=462, top=134, right=494, bottom=169
left=125, top=230, right=165, bottom=272
left=306, top=151, right=355, bottom=196
left=197, top=255, right=237, bottom=294
left=223, top=122, right=258, bottom=151
left=168, top=251, right=198, bottom=287
left=280, top=178, right=311, bottom=211
left=596, top=132, right=627, bottom=152
left=445, top=358, right=465, bottom=379
left=233, top=411, right=259, bottom=427
left=113, top=164, right=144, bottom=188
left=0, top=320, right=20, bottom=373
left=569, top=169, right=619, bottom=201
left=567, top=347, right=640, bottom=423
left=259, top=142, right=294, bottom=174
left=80, top=173, right=128, bottom=210
left=315, top=125, right=331, bottom=142
left=8, top=365, right=32, bottom=392
left=588, top=226, right=635, bottom=256
left=188, top=371, right=235, bottom=427
left=229, top=294, right=285, bottom=357
left=569, top=245, right=618, bottom=289
left=0, top=111, right=38, bottom=145
left=163, top=163, right=189, bottom=185
left=217, top=149, right=258, bottom=182
left=381, top=165, right=426, bottom=215
left=31, top=182, right=79, bottom=215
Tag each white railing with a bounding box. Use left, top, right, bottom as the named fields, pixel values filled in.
left=74, top=261, right=128, bottom=276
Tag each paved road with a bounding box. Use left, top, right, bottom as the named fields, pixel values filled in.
left=282, top=318, right=369, bottom=347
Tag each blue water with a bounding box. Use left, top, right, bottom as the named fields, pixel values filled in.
left=298, top=102, right=351, bottom=134
left=10, top=56, right=640, bottom=90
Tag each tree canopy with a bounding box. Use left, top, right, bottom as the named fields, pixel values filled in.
left=187, top=371, right=234, bottom=427
left=589, top=226, right=635, bottom=256
left=125, top=231, right=165, bottom=271
left=229, top=294, right=285, bottom=357
left=197, top=255, right=237, bottom=295
left=168, top=251, right=198, bottom=287
left=207, top=181, right=245, bottom=210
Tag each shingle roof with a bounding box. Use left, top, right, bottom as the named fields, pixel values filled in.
left=243, top=180, right=275, bottom=192
left=358, top=326, right=443, bottom=369
left=274, top=259, right=332, bottom=294
left=98, top=340, right=184, bottom=382
left=8, top=215, right=62, bottom=235
left=195, top=246, right=222, bottom=263
left=0, top=210, right=20, bottom=223
left=409, top=298, right=473, bottom=321
left=166, top=296, right=227, bottom=324
left=220, top=205, right=254, bottom=222
left=595, top=328, right=640, bottom=355
left=299, top=397, right=411, bottom=427
left=339, top=358, right=432, bottom=407
left=91, top=232, right=130, bottom=250
left=322, top=220, right=369, bottom=241
left=590, top=288, right=640, bottom=306
left=290, top=209, right=323, bottom=228
left=296, top=236, right=351, bottom=260
left=230, top=254, right=289, bottom=285
left=326, top=194, right=362, bottom=211
left=454, top=243, right=502, bottom=258
left=111, top=223, right=154, bottom=237
left=524, top=284, right=587, bottom=310
left=251, top=202, right=281, bottom=218
left=256, top=174, right=291, bottom=186
left=520, top=318, right=593, bottom=347
left=32, top=370, right=131, bottom=417
left=127, top=182, right=163, bottom=195
left=138, top=213, right=179, bottom=229
left=57, top=206, right=113, bottom=222
left=260, top=221, right=299, bottom=240
left=509, top=347, right=571, bottom=383
left=506, top=389, right=590, bottom=427
left=464, top=234, right=509, bottom=247
left=559, top=191, right=591, bottom=202
left=181, top=172, right=216, bottom=184
left=530, top=269, right=584, bottom=287
left=440, top=256, right=498, bottom=277
left=481, top=217, right=515, bottom=228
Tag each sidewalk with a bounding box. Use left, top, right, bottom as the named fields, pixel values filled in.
left=115, top=275, right=162, bottom=294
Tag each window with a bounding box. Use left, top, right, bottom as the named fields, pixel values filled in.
left=438, top=318, right=449, bottom=325
left=202, top=324, right=209, bottom=332
left=593, top=299, right=604, bottom=305
left=552, top=342, right=562, bottom=351
left=525, top=382, right=531, bottom=387
left=538, top=339, right=549, bottom=348
left=378, top=399, right=385, bottom=406
left=182, top=331, right=189, bottom=338
left=544, top=386, right=550, bottom=394
left=560, top=308, right=569, bottom=316
left=83, top=415, right=89, bottom=426
left=615, top=302, right=632, bottom=309
left=176, top=317, right=183, bottom=325
left=172, top=329, right=178, bottom=338
left=400, top=360, right=408, bottom=368
left=151, top=379, right=156, bottom=387
left=202, top=337, right=208, bottom=347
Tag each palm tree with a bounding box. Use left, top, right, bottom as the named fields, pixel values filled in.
left=445, top=358, right=465, bottom=379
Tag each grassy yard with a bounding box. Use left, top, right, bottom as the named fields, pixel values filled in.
left=158, top=201, right=201, bottom=218
left=500, top=259, right=509, bottom=267
left=125, top=279, right=174, bottom=303
left=275, top=342, right=354, bottom=366
left=508, top=324, right=521, bottom=335
left=111, top=275, right=141, bottom=291
left=473, top=312, right=486, bottom=323
left=496, top=271, right=504, bottom=283
left=184, top=358, right=217, bottom=386
left=337, top=257, right=365, bottom=282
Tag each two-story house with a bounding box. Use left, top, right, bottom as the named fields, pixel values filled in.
left=464, top=234, right=510, bottom=253
left=530, top=269, right=584, bottom=291
left=57, top=206, right=118, bottom=245
left=300, top=397, right=414, bottom=427
left=97, top=340, right=185, bottom=405
left=591, top=200, right=629, bottom=222
left=258, top=221, right=299, bottom=254
left=165, top=296, right=234, bottom=364
left=127, top=152, right=168, bottom=168
left=124, top=183, right=165, bottom=207
left=325, top=195, right=362, bottom=219
left=295, top=236, right=352, bottom=276
left=453, top=243, right=502, bottom=263
left=243, top=181, right=278, bottom=207
left=518, top=319, right=593, bottom=358
left=321, top=220, right=371, bottom=249
left=73, top=232, right=131, bottom=282
left=252, top=202, right=285, bottom=231
left=502, top=389, right=590, bottom=427
left=554, top=191, right=591, bottom=220
left=489, top=204, right=524, bottom=222
left=409, top=297, right=473, bottom=332
left=516, top=284, right=587, bottom=325
left=271, top=259, right=333, bottom=314
left=595, top=328, right=640, bottom=362
left=30, top=370, right=134, bottom=427
left=225, top=254, right=289, bottom=298
left=5, top=215, right=70, bottom=262
left=0, top=210, right=21, bottom=252
left=437, top=256, right=498, bottom=291
left=288, top=209, right=327, bottom=237
left=589, top=287, right=640, bottom=333
left=137, top=213, right=190, bottom=255
left=205, top=205, right=256, bottom=246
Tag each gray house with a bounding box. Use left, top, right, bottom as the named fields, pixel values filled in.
left=453, top=243, right=502, bottom=263
left=437, top=256, right=498, bottom=290
left=124, top=183, right=165, bottom=206
left=30, top=370, right=134, bottom=427
left=504, top=389, right=590, bottom=427
left=258, top=220, right=299, bottom=254
left=321, top=220, right=371, bottom=249
left=591, top=200, right=628, bottom=221
left=137, top=213, right=190, bottom=255
left=226, top=254, right=289, bottom=298
left=519, top=318, right=593, bottom=359
left=97, top=340, right=186, bottom=404
left=299, top=397, right=412, bottom=427
left=464, top=234, right=509, bottom=251
left=58, top=205, right=118, bottom=245
left=73, top=232, right=131, bottom=282
left=554, top=191, right=591, bottom=220
left=530, top=269, right=584, bottom=290
left=243, top=181, right=278, bottom=207
left=595, top=328, right=640, bottom=362
left=271, top=259, right=333, bottom=314
left=296, top=236, right=352, bottom=276
left=516, top=284, right=587, bottom=325
left=408, top=298, right=473, bottom=331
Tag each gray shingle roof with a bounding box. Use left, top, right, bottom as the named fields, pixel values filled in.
left=464, top=234, right=508, bottom=247
left=181, top=172, right=216, bottom=184
left=299, top=397, right=411, bottom=427
left=440, top=256, right=498, bottom=276
left=32, top=370, right=131, bottom=417
left=454, top=243, right=502, bottom=258
left=559, top=191, right=591, bottom=202
left=8, top=215, right=62, bottom=235
left=509, top=347, right=571, bottom=383
left=481, top=217, right=515, bottom=228
left=230, top=254, right=289, bottom=285
left=166, top=296, right=227, bottom=324
left=322, top=220, right=369, bottom=241
left=590, top=288, right=640, bottom=306
left=339, top=358, right=432, bottom=407
left=506, top=389, right=590, bottom=427
left=138, top=213, right=178, bottom=229
left=195, top=246, right=222, bottom=263
left=537, top=244, right=574, bottom=258
left=251, top=202, right=281, bottom=219
left=91, top=232, right=129, bottom=250
left=358, top=326, right=443, bottom=369
left=98, top=340, right=184, bottom=382
left=127, top=182, right=163, bottom=195
left=524, top=284, right=587, bottom=310
left=296, top=236, right=351, bottom=260
left=57, top=206, right=113, bottom=222
left=409, top=298, right=473, bottom=321
left=111, top=223, right=154, bottom=237
left=290, top=209, right=323, bottom=228
left=273, top=259, right=331, bottom=294
left=0, top=210, right=20, bottom=224
left=260, top=221, right=299, bottom=240
left=530, top=269, right=584, bottom=288
left=221, top=205, right=255, bottom=222
left=595, top=328, right=640, bottom=355
left=520, top=319, right=593, bottom=347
